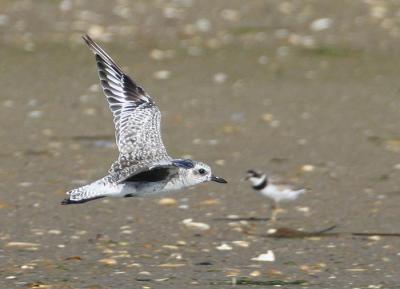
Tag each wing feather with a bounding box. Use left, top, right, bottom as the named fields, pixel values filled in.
left=82, top=35, right=170, bottom=180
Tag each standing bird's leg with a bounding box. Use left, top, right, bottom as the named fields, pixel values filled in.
left=270, top=200, right=279, bottom=223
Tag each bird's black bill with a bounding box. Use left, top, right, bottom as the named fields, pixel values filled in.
left=211, top=175, right=227, bottom=184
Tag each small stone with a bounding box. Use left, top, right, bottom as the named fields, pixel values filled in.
left=251, top=250, right=275, bottom=262
left=261, top=113, right=274, bottom=122
left=84, top=108, right=97, bottom=116
left=368, top=235, right=381, bottom=241
left=158, top=198, right=177, bottom=205
left=162, top=245, right=179, bottom=250
left=5, top=276, right=16, bottom=280
left=138, top=271, right=151, bottom=275
left=310, top=18, right=333, bottom=31
left=301, top=164, right=315, bottom=172
left=98, top=258, right=117, bottom=265
left=163, top=7, right=181, bottom=19
left=153, top=70, right=171, bottom=80
left=149, top=49, right=165, bottom=60
left=213, top=73, right=227, bottom=83
left=6, top=242, right=40, bottom=248
left=89, top=84, right=100, bottom=92
left=28, top=110, right=43, bottom=118
left=200, top=199, right=219, bottom=205
left=195, top=18, right=211, bottom=32
left=0, top=15, right=9, bottom=26
left=88, top=25, right=105, bottom=39
left=182, top=219, right=210, bottom=231
left=232, top=240, right=249, bottom=248
left=296, top=206, right=310, bottom=213
left=216, top=243, right=232, bottom=251
left=249, top=270, right=260, bottom=277
left=48, top=229, right=62, bottom=235
left=158, top=263, right=186, bottom=268
left=59, top=0, right=72, bottom=11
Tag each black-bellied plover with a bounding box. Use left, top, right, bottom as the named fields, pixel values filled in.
left=61, top=35, right=227, bottom=205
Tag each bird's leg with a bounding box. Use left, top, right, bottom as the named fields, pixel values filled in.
left=270, top=201, right=279, bottom=223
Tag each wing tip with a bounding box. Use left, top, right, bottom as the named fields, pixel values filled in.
left=82, top=34, right=98, bottom=52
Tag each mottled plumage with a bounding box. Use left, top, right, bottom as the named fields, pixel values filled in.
left=62, top=35, right=226, bottom=205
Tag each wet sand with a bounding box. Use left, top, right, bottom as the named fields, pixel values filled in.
left=1, top=1, right=400, bottom=288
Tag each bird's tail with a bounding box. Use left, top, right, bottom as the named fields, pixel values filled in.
left=61, top=183, right=106, bottom=205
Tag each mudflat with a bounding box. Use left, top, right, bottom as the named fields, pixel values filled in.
left=1, top=1, right=400, bottom=288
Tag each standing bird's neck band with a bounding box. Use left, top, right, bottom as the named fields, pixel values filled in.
left=252, top=178, right=267, bottom=190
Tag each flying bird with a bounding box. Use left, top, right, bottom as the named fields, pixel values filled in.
left=244, top=170, right=306, bottom=222
left=62, top=35, right=227, bottom=205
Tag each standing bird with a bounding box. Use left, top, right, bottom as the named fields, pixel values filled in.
left=244, top=170, right=306, bottom=222
left=62, top=35, right=227, bottom=205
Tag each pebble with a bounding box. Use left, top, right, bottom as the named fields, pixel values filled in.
left=88, top=25, right=106, bottom=39
left=0, top=15, right=9, bottom=26
left=158, top=198, right=177, bottom=205
left=232, top=240, right=250, bottom=248
left=301, top=164, right=315, bottom=172
left=368, top=235, right=382, bottom=241
left=153, top=70, right=171, bottom=80
left=216, top=243, right=232, bottom=251
left=6, top=242, right=40, bottom=248
left=5, top=276, right=16, bottom=280
left=158, top=263, right=186, bottom=268
left=195, top=18, right=211, bottom=32
left=251, top=250, right=275, bottom=262
left=213, top=73, right=227, bottom=83
left=98, top=258, right=117, bottom=265
left=182, top=219, right=210, bottom=231
left=249, top=270, right=261, bottom=277
left=28, top=110, right=43, bottom=118
left=162, top=245, right=179, bottom=250
left=310, top=18, right=333, bottom=31
left=296, top=206, right=310, bottom=213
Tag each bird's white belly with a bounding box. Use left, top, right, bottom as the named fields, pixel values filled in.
left=103, top=181, right=185, bottom=198
left=260, top=187, right=304, bottom=202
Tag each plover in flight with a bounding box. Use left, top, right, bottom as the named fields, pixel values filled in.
left=61, top=35, right=227, bottom=205
left=244, top=170, right=306, bottom=222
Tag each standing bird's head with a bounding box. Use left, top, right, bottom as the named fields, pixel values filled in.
left=174, top=160, right=227, bottom=186
left=243, top=169, right=267, bottom=186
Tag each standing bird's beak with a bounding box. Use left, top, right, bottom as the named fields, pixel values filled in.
left=211, top=175, right=227, bottom=183
left=241, top=175, right=250, bottom=182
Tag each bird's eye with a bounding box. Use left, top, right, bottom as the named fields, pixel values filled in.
left=198, top=168, right=206, bottom=175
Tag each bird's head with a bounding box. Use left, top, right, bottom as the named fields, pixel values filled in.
left=243, top=169, right=266, bottom=185
left=173, top=160, right=227, bottom=186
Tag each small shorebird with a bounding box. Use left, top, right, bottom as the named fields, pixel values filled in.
left=62, top=35, right=227, bottom=205
left=244, top=170, right=306, bottom=222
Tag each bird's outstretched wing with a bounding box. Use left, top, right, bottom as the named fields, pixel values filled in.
left=82, top=35, right=170, bottom=173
